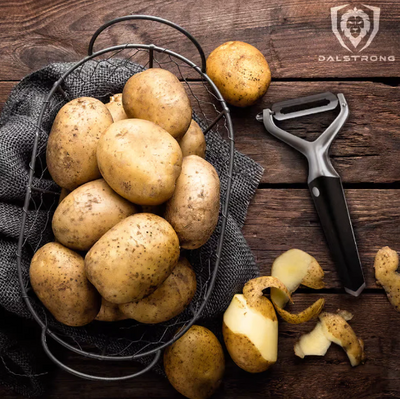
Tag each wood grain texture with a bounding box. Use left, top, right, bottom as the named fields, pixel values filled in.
left=1, top=294, right=399, bottom=399
left=244, top=189, right=400, bottom=289
left=0, top=0, right=399, bottom=80
left=1, top=81, right=399, bottom=184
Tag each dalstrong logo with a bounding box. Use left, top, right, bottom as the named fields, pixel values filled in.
left=318, top=4, right=395, bottom=62
left=331, top=4, right=380, bottom=52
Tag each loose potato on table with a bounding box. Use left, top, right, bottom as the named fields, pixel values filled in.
left=164, top=155, right=220, bottom=250
left=85, top=213, right=180, bottom=304
left=46, top=97, right=113, bottom=190
left=30, top=242, right=101, bottom=327
left=164, top=325, right=225, bottom=399
left=180, top=119, right=206, bottom=158
left=52, top=179, right=137, bottom=251
left=119, top=257, right=196, bottom=324
left=105, top=93, right=128, bottom=122
left=97, top=119, right=182, bottom=206
left=122, top=68, right=192, bottom=141
left=207, top=41, right=271, bottom=107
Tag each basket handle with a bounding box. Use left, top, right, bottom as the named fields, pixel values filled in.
left=40, top=329, right=161, bottom=381
left=88, top=15, right=207, bottom=72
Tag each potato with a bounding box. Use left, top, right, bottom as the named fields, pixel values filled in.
left=122, top=68, right=192, bottom=140
left=223, top=276, right=291, bottom=373
left=119, top=257, right=196, bottom=324
left=105, top=93, right=128, bottom=122
left=206, top=41, right=271, bottom=107
left=164, top=325, right=225, bottom=399
left=85, top=213, right=180, bottom=304
left=270, top=249, right=325, bottom=324
left=164, top=155, right=220, bottom=249
left=46, top=97, right=113, bottom=190
left=374, top=246, right=400, bottom=311
left=295, top=310, right=365, bottom=367
left=52, top=179, right=138, bottom=251
left=97, top=119, right=182, bottom=205
left=95, top=298, right=127, bottom=322
left=58, top=188, right=70, bottom=204
left=30, top=242, right=101, bottom=327
left=180, top=120, right=206, bottom=158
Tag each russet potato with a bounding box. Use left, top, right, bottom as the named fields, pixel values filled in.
left=164, top=325, right=225, bottom=399
left=179, top=119, right=206, bottom=158
left=52, top=179, right=137, bottom=251
left=119, top=257, right=196, bottom=324
left=46, top=97, right=113, bottom=190
left=206, top=41, right=271, bottom=107
left=97, top=119, right=182, bottom=206
left=164, top=155, right=220, bottom=249
left=122, top=68, right=192, bottom=140
left=30, top=242, right=101, bottom=327
left=85, top=213, right=180, bottom=304
left=105, top=93, right=128, bottom=122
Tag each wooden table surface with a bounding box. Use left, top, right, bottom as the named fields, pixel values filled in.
left=1, top=0, right=400, bottom=398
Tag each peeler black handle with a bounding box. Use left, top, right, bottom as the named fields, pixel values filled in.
left=308, top=176, right=365, bottom=296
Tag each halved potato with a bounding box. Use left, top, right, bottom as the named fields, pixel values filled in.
left=270, top=249, right=325, bottom=324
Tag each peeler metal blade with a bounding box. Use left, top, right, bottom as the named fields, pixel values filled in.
left=271, top=91, right=338, bottom=121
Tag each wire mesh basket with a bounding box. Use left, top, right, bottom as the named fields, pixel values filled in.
left=16, top=15, right=234, bottom=380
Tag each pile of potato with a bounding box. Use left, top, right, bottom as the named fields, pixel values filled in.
left=30, top=67, right=220, bottom=328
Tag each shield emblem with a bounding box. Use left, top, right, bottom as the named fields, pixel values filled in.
left=331, top=4, right=380, bottom=52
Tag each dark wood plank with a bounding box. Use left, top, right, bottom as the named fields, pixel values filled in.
left=1, top=294, right=398, bottom=399
left=243, top=189, right=400, bottom=289
left=0, top=0, right=399, bottom=80
left=1, top=81, right=399, bottom=185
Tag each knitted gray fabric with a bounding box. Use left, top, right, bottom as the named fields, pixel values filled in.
left=0, top=59, right=264, bottom=396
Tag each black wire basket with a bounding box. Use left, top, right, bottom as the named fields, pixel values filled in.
left=16, top=15, right=234, bottom=380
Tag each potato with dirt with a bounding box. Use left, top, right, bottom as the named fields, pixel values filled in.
left=164, top=155, right=220, bottom=250
left=122, top=68, right=192, bottom=141
left=85, top=213, right=180, bottom=304
left=97, top=119, right=182, bottom=206
left=46, top=97, right=113, bottom=190
left=30, top=242, right=101, bottom=327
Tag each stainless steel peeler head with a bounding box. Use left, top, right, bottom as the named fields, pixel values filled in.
left=256, top=92, right=349, bottom=183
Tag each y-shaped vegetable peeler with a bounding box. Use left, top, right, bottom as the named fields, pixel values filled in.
left=257, top=92, right=365, bottom=296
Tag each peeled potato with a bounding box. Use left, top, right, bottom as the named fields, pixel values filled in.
left=270, top=249, right=325, bottom=324
left=164, top=325, right=225, bottom=399
left=374, top=246, right=400, bottom=311
left=105, top=93, right=128, bottom=122
left=295, top=310, right=365, bottom=367
left=180, top=120, right=206, bottom=158
left=119, top=257, right=197, bottom=324
left=206, top=41, right=271, bottom=107
left=223, top=276, right=291, bottom=373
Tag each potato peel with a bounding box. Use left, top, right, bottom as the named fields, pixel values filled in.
left=243, top=276, right=292, bottom=320
left=374, top=246, right=400, bottom=312
left=273, top=298, right=325, bottom=325
left=294, top=311, right=365, bottom=367
left=270, top=249, right=325, bottom=324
